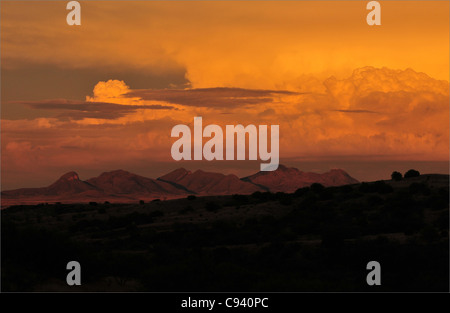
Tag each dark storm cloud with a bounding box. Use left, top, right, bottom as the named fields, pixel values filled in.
left=334, top=109, right=380, bottom=114
left=1, top=63, right=188, bottom=120
left=10, top=99, right=176, bottom=120
left=258, top=108, right=276, bottom=117
left=125, top=87, right=299, bottom=108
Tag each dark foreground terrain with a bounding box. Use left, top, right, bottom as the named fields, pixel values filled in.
left=2, top=175, right=448, bottom=291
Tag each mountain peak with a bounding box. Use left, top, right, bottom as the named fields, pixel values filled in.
left=159, top=168, right=192, bottom=182
left=58, top=171, right=80, bottom=181
left=2, top=166, right=360, bottom=205
left=244, top=166, right=358, bottom=193
left=161, top=168, right=261, bottom=195
left=329, top=168, right=345, bottom=173
left=175, top=168, right=191, bottom=175
left=275, top=164, right=299, bottom=172
left=103, top=169, right=130, bottom=176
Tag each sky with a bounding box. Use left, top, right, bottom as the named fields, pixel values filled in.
left=1, top=1, right=449, bottom=189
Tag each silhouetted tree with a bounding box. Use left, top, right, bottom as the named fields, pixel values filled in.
left=404, top=169, right=420, bottom=178
left=391, top=171, right=403, bottom=181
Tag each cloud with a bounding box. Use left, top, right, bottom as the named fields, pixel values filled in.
left=87, top=79, right=131, bottom=101
left=2, top=1, right=448, bottom=94
left=258, top=108, right=276, bottom=117
left=1, top=67, right=449, bottom=190
left=334, top=110, right=380, bottom=114
left=279, top=67, right=449, bottom=159
left=10, top=98, right=175, bottom=120
left=125, top=87, right=298, bottom=108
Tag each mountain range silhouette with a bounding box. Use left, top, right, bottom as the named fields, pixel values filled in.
left=1, top=165, right=359, bottom=205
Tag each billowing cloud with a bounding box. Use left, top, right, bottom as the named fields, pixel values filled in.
left=2, top=1, right=449, bottom=190
left=1, top=1, right=448, bottom=89
left=1, top=67, right=448, bottom=189
left=87, top=80, right=132, bottom=102
left=279, top=67, right=449, bottom=160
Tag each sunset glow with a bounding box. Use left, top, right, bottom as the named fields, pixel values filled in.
left=1, top=1, right=449, bottom=189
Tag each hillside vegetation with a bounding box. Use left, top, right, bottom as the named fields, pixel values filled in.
left=2, top=175, right=448, bottom=291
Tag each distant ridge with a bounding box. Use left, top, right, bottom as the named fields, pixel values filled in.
left=1, top=165, right=359, bottom=205
left=1, top=171, right=100, bottom=197
left=242, top=165, right=360, bottom=193
left=86, top=169, right=187, bottom=196
left=159, top=169, right=262, bottom=196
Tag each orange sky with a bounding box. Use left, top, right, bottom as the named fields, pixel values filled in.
left=1, top=1, right=449, bottom=189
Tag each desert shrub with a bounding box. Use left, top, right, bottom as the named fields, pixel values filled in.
left=339, top=185, right=353, bottom=194
left=232, top=194, right=249, bottom=204
left=321, top=227, right=345, bottom=249
left=359, top=181, right=393, bottom=194
left=251, top=191, right=274, bottom=201
left=434, top=210, right=449, bottom=230
left=179, top=205, right=195, bottom=214
left=409, top=182, right=430, bottom=195
left=279, top=195, right=293, bottom=206
left=367, top=195, right=384, bottom=206
left=310, top=183, right=325, bottom=193
left=374, top=181, right=394, bottom=194
left=294, top=187, right=310, bottom=197
left=420, top=225, right=439, bottom=243
left=149, top=210, right=164, bottom=218
left=251, top=191, right=262, bottom=198
left=319, top=189, right=334, bottom=200
left=205, top=201, right=221, bottom=212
